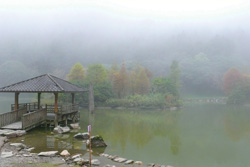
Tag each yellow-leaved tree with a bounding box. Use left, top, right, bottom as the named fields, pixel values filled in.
left=67, top=63, right=85, bottom=83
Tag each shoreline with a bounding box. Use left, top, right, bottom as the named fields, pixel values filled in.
left=0, top=136, right=174, bottom=167
left=95, top=106, right=180, bottom=111
left=0, top=140, right=125, bottom=167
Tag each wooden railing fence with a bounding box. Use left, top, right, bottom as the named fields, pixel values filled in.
left=22, top=108, right=47, bottom=130
left=17, top=108, right=27, bottom=120
left=0, top=107, right=27, bottom=128
left=0, top=111, right=17, bottom=128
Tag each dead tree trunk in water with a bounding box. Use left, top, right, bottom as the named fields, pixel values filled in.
left=88, top=83, right=95, bottom=114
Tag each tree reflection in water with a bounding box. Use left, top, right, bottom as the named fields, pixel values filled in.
left=224, top=106, right=250, bottom=141
left=83, top=109, right=182, bottom=155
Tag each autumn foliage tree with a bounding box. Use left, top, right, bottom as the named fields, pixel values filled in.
left=113, top=62, right=129, bottom=98
left=86, top=64, right=108, bottom=84
left=130, top=65, right=150, bottom=95
left=223, top=68, right=250, bottom=104
left=223, top=68, right=243, bottom=95
left=67, top=63, right=85, bottom=83
left=61, top=63, right=85, bottom=105
left=109, top=62, right=119, bottom=88
left=135, top=69, right=150, bottom=95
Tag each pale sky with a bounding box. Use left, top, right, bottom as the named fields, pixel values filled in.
left=1, top=0, right=250, bottom=20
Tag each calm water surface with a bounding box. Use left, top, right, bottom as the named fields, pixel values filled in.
left=5, top=103, right=250, bottom=167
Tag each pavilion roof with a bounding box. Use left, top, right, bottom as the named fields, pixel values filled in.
left=0, top=74, right=87, bottom=93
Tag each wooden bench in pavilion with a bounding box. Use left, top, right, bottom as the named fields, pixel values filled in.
left=0, top=74, right=88, bottom=131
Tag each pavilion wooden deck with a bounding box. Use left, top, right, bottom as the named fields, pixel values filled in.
left=1, top=121, right=22, bottom=130
left=0, top=103, right=80, bottom=131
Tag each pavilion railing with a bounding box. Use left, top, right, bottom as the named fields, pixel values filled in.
left=46, top=104, right=79, bottom=114
left=0, top=107, right=27, bottom=128
left=11, top=102, right=39, bottom=112
left=22, top=108, right=47, bottom=130
left=61, top=104, right=79, bottom=114
left=46, top=105, right=62, bottom=114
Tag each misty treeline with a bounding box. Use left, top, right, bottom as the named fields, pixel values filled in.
left=1, top=29, right=250, bottom=97
left=60, top=61, right=181, bottom=108
left=1, top=10, right=250, bottom=99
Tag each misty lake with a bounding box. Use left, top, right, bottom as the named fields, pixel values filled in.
left=2, top=100, right=250, bottom=167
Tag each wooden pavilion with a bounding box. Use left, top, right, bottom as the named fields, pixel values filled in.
left=0, top=74, right=88, bottom=131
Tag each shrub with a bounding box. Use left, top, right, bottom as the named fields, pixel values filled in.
left=106, top=94, right=168, bottom=109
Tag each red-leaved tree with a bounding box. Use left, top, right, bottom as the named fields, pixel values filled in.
left=223, top=67, right=243, bottom=95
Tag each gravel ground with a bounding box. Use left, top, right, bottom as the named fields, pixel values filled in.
left=0, top=141, right=67, bottom=167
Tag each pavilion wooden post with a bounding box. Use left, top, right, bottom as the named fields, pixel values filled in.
left=14, top=92, right=19, bottom=111
left=54, top=93, right=58, bottom=127
left=71, top=93, right=75, bottom=105
left=38, top=93, right=41, bottom=109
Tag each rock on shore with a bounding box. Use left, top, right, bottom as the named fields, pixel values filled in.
left=74, top=132, right=89, bottom=140
left=10, top=143, right=27, bottom=149
left=0, top=136, right=7, bottom=149
left=86, top=135, right=107, bottom=148
left=0, top=130, right=26, bottom=138
left=134, top=161, right=143, bottom=165
left=113, top=157, right=127, bottom=163
left=70, top=123, right=80, bottom=129
left=1, top=151, right=14, bottom=158
left=38, top=151, right=58, bottom=157
left=53, top=126, right=70, bottom=134
left=91, top=159, right=101, bottom=166
left=60, top=150, right=70, bottom=156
